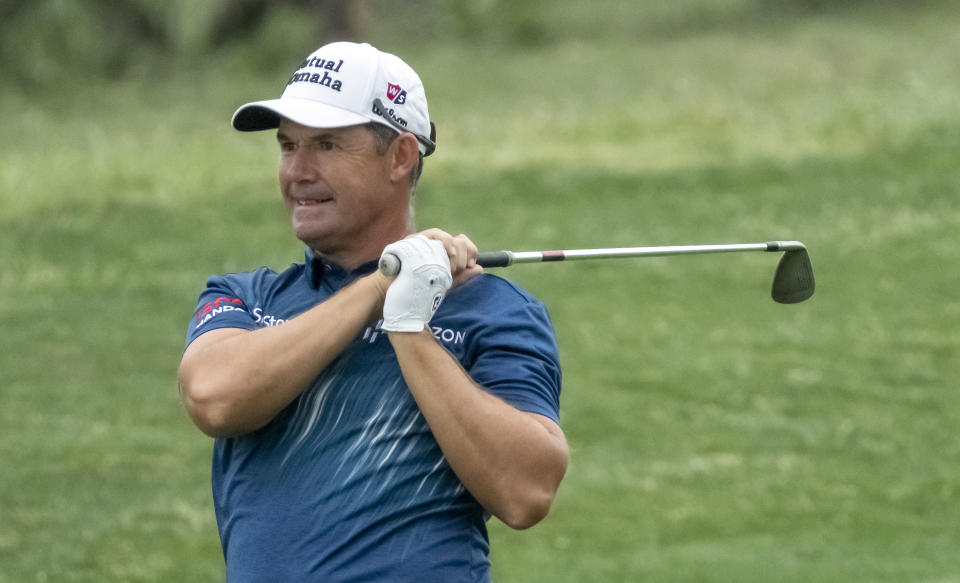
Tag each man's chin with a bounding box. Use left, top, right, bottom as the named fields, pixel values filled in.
left=293, top=225, right=333, bottom=251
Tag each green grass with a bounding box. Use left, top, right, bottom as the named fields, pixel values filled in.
left=2, top=2, right=959, bottom=581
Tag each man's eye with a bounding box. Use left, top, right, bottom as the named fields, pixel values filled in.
left=316, top=141, right=335, bottom=151
left=279, top=142, right=295, bottom=152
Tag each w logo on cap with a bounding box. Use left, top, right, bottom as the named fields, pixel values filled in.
left=386, top=83, right=408, bottom=104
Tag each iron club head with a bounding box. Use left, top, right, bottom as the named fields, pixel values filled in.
left=771, top=249, right=815, bottom=304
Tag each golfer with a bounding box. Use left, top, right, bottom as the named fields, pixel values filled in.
left=178, top=42, right=568, bottom=582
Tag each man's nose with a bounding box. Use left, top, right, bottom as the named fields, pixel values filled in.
left=281, top=148, right=318, bottom=183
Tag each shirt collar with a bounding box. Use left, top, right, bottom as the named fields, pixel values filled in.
left=305, top=247, right=379, bottom=290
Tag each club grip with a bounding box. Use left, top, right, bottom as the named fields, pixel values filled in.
left=379, top=250, right=512, bottom=276
left=476, top=251, right=512, bottom=268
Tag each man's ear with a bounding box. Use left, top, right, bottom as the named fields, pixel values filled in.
left=389, top=133, right=420, bottom=184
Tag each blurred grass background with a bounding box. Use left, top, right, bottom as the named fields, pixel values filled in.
left=2, top=0, right=959, bottom=581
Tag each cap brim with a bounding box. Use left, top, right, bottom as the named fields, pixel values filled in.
left=231, top=98, right=371, bottom=132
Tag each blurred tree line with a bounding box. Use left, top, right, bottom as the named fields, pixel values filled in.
left=0, top=0, right=369, bottom=85
left=0, top=0, right=917, bottom=87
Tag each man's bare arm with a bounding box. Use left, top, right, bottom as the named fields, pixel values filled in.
left=178, top=273, right=391, bottom=437
left=389, top=330, right=569, bottom=530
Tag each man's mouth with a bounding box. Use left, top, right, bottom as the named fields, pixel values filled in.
left=295, top=197, right=333, bottom=206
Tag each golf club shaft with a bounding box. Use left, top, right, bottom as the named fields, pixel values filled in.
left=379, top=241, right=807, bottom=274
left=478, top=241, right=808, bottom=268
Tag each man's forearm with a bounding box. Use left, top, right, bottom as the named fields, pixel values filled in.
left=179, top=273, right=390, bottom=437
left=388, top=329, right=569, bottom=529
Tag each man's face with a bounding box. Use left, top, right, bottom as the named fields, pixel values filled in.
left=276, top=119, right=399, bottom=256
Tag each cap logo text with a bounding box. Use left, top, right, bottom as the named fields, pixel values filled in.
left=372, top=101, right=408, bottom=127
left=386, top=83, right=407, bottom=104
left=300, top=56, right=344, bottom=72
left=287, top=58, right=345, bottom=92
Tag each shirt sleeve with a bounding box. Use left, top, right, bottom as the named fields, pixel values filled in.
left=466, top=299, right=562, bottom=424
left=185, top=274, right=260, bottom=348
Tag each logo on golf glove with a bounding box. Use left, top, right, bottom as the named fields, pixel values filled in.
left=381, top=236, right=453, bottom=333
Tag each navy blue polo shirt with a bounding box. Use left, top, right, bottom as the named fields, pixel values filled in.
left=185, top=248, right=561, bottom=583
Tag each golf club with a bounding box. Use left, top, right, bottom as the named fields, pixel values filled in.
left=379, top=240, right=815, bottom=304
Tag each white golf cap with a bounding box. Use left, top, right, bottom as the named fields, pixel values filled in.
left=232, top=42, right=435, bottom=156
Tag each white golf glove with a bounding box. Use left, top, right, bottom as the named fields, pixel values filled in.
left=381, top=235, right=453, bottom=333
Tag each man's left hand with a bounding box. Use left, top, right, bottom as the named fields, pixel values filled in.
left=381, top=235, right=453, bottom=333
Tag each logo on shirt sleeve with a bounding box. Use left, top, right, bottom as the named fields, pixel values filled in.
left=194, top=296, right=247, bottom=329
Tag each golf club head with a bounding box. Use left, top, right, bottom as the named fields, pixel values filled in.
left=771, top=249, right=815, bottom=304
